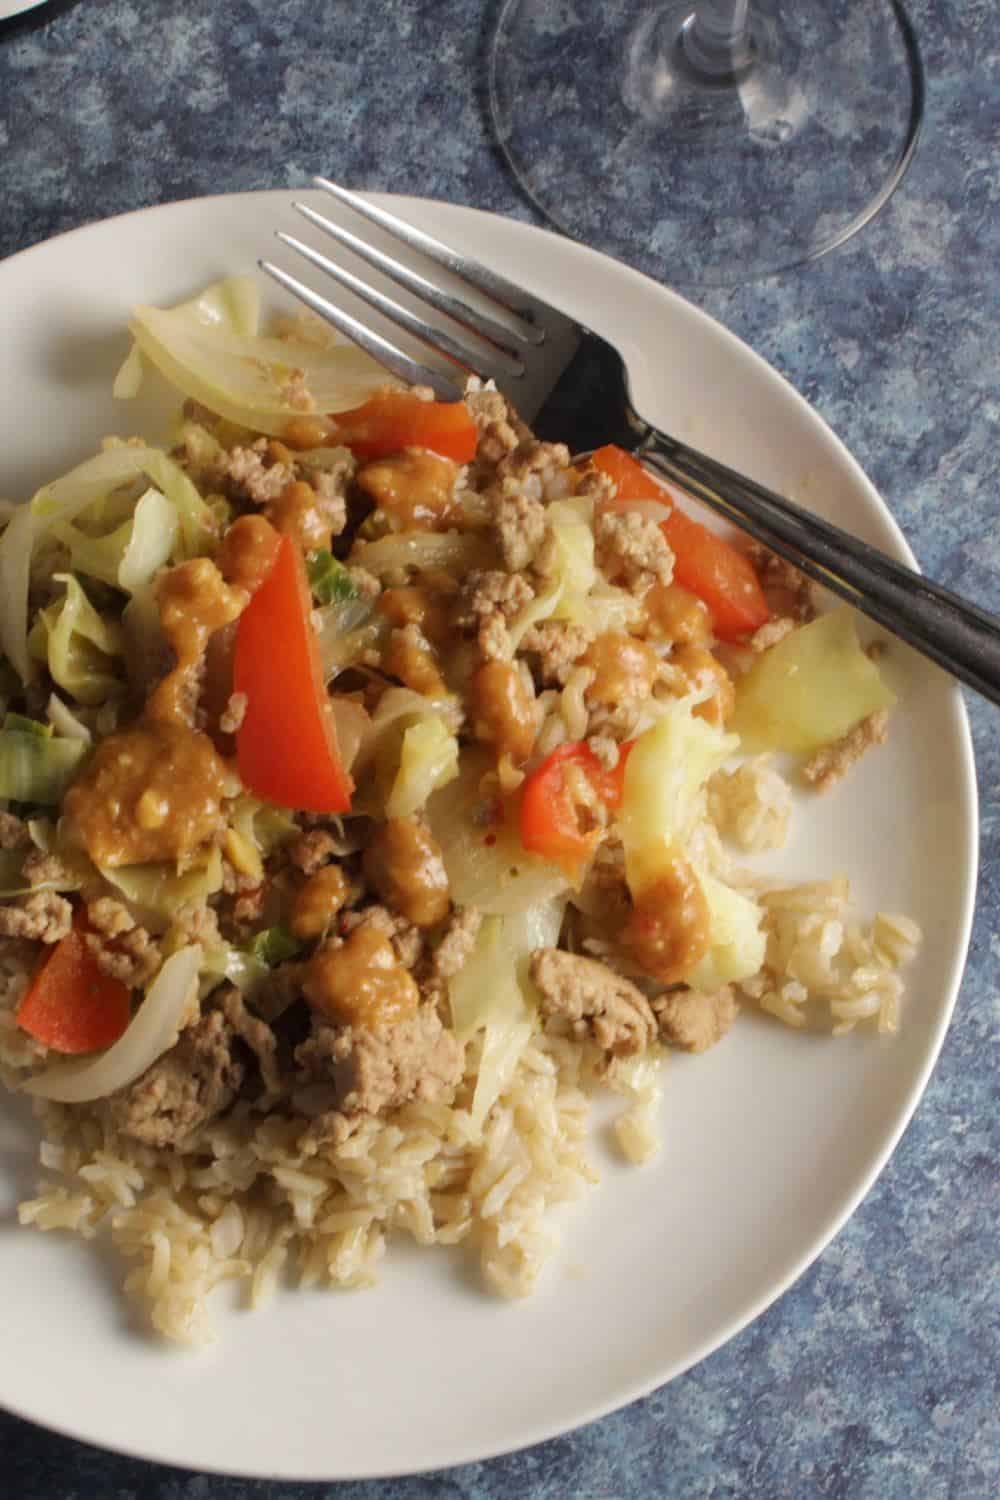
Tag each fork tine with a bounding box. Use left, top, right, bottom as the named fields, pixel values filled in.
left=312, top=178, right=546, bottom=344
left=258, top=258, right=463, bottom=402
left=277, top=229, right=525, bottom=382
left=295, top=197, right=535, bottom=357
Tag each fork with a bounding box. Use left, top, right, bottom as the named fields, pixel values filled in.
left=262, top=179, right=1000, bottom=707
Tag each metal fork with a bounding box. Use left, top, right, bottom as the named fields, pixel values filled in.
left=262, top=179, right=1000, bottom=707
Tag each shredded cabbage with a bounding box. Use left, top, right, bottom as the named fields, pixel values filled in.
left=385, top=716, right=460, bottom=819
left=731, top=607, right=896, bottom=754
left=127, top=288, right=394, bottom=435
left=114, top=276, right=263, bottom=399
left=426, top=755, right=569, bottom=916
left=307, top=548, right=357, bottom=605
left=29, top=575, right=124, bottom=707
left=100, top=848, right=223, bottom=933
left=351, top=531, right=495, bottom=580
left=45, top=694, right=93, bottom=743
left=244, top=926, right=302, bottom=967
left=619, top=697, right=766, bottom=986
left=228, top=796, right=299, bottom=858
left=0, top=722, right=87, bottom=803
left=316, top=595, right=383, bottom=679
left=117, top=487, right=180, bottom=590
left=449, top=898, right=566, bottom=1130
left=507, top=498, right=598, bottom=647
left=199, top=940, right=268, bottom=998
left=22, top=944, right=203, bottom=1104
left=620, top=696, right=737, bottom=894
left=686, top=868, right=766, bottom=990
left=0, top=445, right=217, bottom=685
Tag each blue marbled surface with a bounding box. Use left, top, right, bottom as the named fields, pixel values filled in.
left=1, top=0, right=998, bottom=1495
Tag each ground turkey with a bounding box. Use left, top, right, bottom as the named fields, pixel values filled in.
left=295, top=1005, right=464, bottom=1117
left=652, top=986, right=737, bottom=1053
left=107, top=1010, right=245, bottom=1150
left=530, top=948, right=657, bottom=1058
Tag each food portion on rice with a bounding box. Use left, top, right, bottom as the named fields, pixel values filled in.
left=0, top=279, right=919, bottom=1343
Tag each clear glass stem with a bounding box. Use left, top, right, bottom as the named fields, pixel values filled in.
left=681, top=1, right=753, bottom=82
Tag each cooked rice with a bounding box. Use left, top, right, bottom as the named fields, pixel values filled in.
left=708, top=754, right=792, bottom=852
left=5, top=1013, right=600, bottom=1345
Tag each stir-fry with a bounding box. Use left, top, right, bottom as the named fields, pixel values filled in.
left=0, top=280, right=917, bottom=1342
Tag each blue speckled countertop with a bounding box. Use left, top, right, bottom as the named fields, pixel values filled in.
left=1, top=1, right=997, bottom=1495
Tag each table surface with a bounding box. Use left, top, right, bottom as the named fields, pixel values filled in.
left=1, top=2, right=997, bottom=1496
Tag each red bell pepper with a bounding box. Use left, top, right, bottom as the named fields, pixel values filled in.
left=234, top=533, right=353, bottom=813
left=16, top=916, right=131, bottom=1055
left=660, top=507, right=770, bottom=642
left=591, top=444, right=769, bottom=642
left=330, top=391, right=478, bottom=463
left=591, top=444, right=667, bottom=505
left=519, top=740, right=633, bottom=878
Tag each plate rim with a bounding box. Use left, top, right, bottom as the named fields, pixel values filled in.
left=0, top=187, right=979, bottom=1479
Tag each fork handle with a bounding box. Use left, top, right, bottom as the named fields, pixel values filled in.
left=638, top=427, right=1000, bottom=706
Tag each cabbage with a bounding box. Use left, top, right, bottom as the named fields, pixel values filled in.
left=449, top=898, right=566, bottom=1130
left=199, top=940, right=268, bottom=998
left=0, top=723, right=86, bottom=803
left=117, top=487, right=180, bottom=590
left=245, top=926, right=302, bottom=967
left=228, top=795, right=299, bottom=857
left=507, top=499, right=598, bottom=648
left=134, top=449, right=216, bottom=561
left=354, top=686, right=462, bottom=771
left=29, top=575, right=124, bottom=707
left=0, top=503, right=41, bottom=683
left=385, top=715, right=460, bottom=819
left=619, top=698, right=765, bottom=986
left=45, top=694, right=92, bottom=743
left=115, top=277, right=263, bottom=400
left=686, top=868, right=766, bottom=991
left=426, top=755, right=569, bottom=915
left=50, top=486, right=179, bottom=594
left=100, top=847, right=223, bottom=934
left=0, top=445, right=215, bottom=685
left=127, top=288, right=394, bottom=435
left=731, top=607, right=896, bottom=754
left=620, top=697, right=737, bottom=894
left=307, top=548, right=357, bottom=605
left=350, top=531, right=495, bottom=579
left=316, top=595, right=384, bottom=679
left=22, top=944, right=203, bottom=1103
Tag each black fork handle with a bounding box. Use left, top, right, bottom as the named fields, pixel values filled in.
left=637, top=426, right=1000, bottom=707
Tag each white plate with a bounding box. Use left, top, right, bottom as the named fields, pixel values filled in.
left=0, top=192, right=977, bottom=1479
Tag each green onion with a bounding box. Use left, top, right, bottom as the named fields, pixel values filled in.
left=244, top=926, right=303, bottom=967
left=306, top=549, right=357, bottom=606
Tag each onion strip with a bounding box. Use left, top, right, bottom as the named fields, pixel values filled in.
left=22, top=945, right=203, bottom=1104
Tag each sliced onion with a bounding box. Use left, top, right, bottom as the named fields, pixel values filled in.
left=351, top=530, right=495, bottom=578
left=330, top=695, right=371, bottom=771
left=354, top=685, right=462, bottom=772
left=22, top=944, right=203, bottom=1103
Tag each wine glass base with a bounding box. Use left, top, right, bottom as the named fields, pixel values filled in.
left=489, top=0, right=924, bottom=287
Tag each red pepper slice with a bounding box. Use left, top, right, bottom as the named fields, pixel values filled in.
left=591, top=445, right=770, bottom=642
left=16, top=915, right=131, bottom=1055
left=591, top=445, right=667, bottom=504
left=330, top=391, right=478, bottom=463
left=660, top=508, right=770, bottom=643
left=234, top=533, right=353, bottom=812
left=519, top=740, right=633, bottom=879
